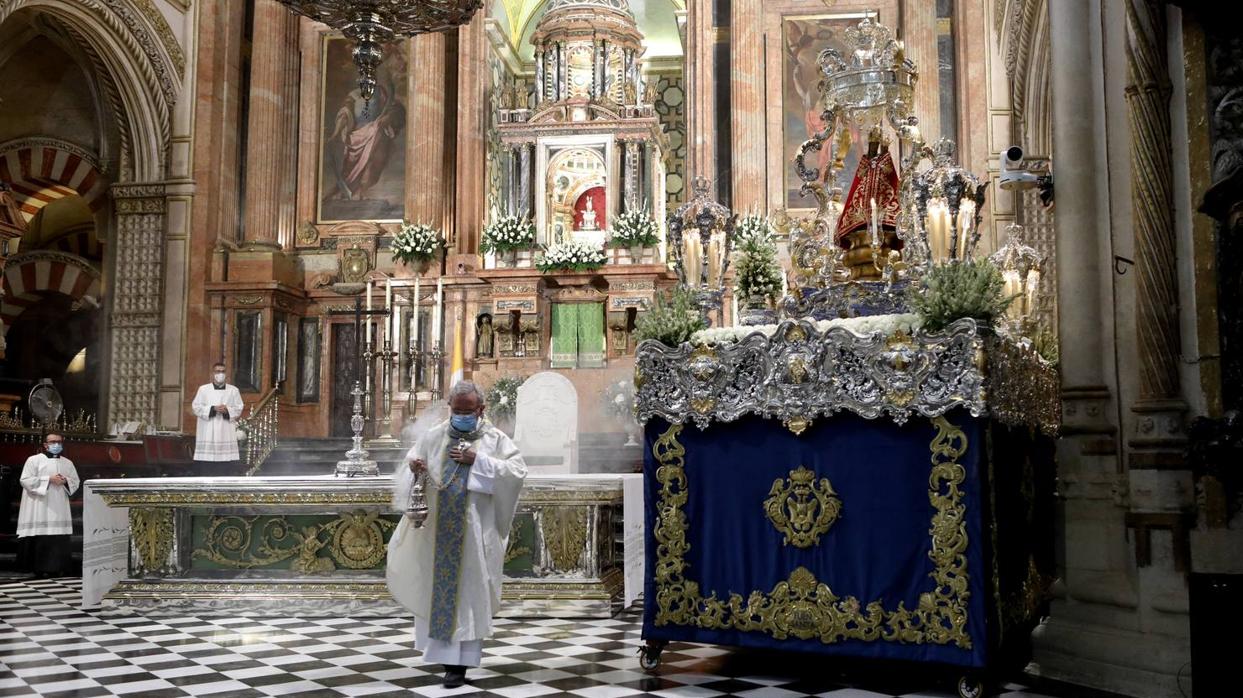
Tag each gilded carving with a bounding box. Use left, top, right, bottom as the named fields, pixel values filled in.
left=651, top=419, right=973, bottom=649
left=539, top=507, right=589, bottom=571
left=297, top=222, right=320, bottom=246
left=130, top=507, right=174, bottom=574
left=340, top=245, right=371, bottom=283
left=192, top=511, right=395, bottom=571
left=505, top=519, right=531, bottom=564
left=763, top=466, right=842, bottom=548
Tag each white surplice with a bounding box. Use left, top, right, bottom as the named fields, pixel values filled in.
left=190, top=383, right=245, bottom=461
left=387, top=420, right=526, bottom=664
left=17, top=454, right=81, bottom=537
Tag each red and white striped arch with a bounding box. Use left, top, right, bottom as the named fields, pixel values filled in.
left=0, top=139, right=107, bottom=223
left=1, top=251, right=103, bottom=329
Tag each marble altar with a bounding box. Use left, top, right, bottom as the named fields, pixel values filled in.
left=84, top=473, right=642, bottom=618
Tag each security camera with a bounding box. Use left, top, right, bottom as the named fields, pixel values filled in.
left=999, top=146, right=1041, bottom=191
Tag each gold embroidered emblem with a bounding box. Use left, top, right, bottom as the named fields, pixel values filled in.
left=763, top=466, right=842, bottom=548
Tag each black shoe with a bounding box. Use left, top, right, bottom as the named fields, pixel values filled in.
left=443, top=665, right=467, bottom=688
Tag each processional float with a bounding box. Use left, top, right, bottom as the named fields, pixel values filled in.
left=635, top=18, right=1058, bottom=698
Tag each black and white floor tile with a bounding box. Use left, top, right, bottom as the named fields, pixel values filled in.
left=0, top=579, right=1115, bottom=698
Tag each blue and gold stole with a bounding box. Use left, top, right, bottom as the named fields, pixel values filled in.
left=428, top=425, right=485, bottom=641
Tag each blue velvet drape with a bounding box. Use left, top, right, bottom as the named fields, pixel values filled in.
left=642, top=412, right=988, bottom=668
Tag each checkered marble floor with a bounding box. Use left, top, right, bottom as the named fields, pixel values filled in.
left=0, top=578, right=1106, bottom=698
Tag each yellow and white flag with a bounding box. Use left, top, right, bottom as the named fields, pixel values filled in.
left=448, top=309, right=465, bottom=388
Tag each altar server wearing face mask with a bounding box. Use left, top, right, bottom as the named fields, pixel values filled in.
left=386, top=380, right=527, bottom=689
left=17, top=431, right=80, bottom=577
left=191, top=361, right=245, bottom=466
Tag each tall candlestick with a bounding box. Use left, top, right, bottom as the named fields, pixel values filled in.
left=412, top=278, right=421, bottom=348
left=365, top=281, right=373, bottom=346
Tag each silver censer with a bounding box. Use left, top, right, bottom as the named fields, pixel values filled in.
left=406, top=470, right=429, bottom=527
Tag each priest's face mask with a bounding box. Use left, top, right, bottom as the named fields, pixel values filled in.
left=44, top=435, right=64, bottom=456
left=212, top=365, right=227, bottom=384
left=449, top=392, right=484, bottom=432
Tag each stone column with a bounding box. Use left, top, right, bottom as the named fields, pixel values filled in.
left=686, top=0, right=715, bottom=192
left=902, top=0, right=941, bottom=141
left=1125, top=0, right=1188, bottom=457
left=518, top=142, right=533, bottom=219
left=108, top=183, right=167, bottom=427
left=624, top=140, right=641, bottom=211
left=455, top=14, right=487, bottom=253
left=241, top=0, right=298, bottom=249
left=730, top=0, right=764, bottom=211
left=410, top=32, right=447, bottom=231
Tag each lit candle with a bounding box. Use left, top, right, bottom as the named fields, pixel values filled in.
left=926, top=201, right=950, bottom=263
left=1003, top=271, right=1023, bottom=321
left=869, top=197, right=879, bottom=249
left=365, top=281, right=373, bottom=346
left=392, top=303, right=401, bottom=349
left=684, top=234, right=702, bottom=286
left=1025, top=270, right=1040, bottom=321
left=385, top=278, right=392, bottom=312
left=433, top=277, right=444, bottom=347
left=957, top=201, right=976, bottom=260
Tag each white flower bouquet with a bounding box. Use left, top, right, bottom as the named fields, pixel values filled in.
left=486, top=375, right=525, bottom=421
left=610, top=209, right=660, bottom=248
left=732, top=214, right=783, bottom=308
left=481, top=215, right=536, bottom=254
left=690, top=313, right=923, bottom=346
left=535, top=238, right=608, bottom=273
left=391, top=222, right=444, bottom=265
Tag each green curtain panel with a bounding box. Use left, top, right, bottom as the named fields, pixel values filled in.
left=550, top=304, right=579, bottom=368
left=577, top=302, right=606, bottom=368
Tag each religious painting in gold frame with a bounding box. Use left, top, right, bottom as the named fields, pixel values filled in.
left=763, top=4, right=895, bottom=216
left=316, top=35, right=409, bottom=223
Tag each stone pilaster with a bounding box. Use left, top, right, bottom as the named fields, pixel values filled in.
left=1125, top=0, right=1188, bottom=461
left=902, top=0, right=941, bottom=141
left=685, top=0, right=714, bottom=193
left=242, top=0, right=299, bottom=249
left=730, top=0, right=763, bottom=211
left=455, top=14, right=487, bottom=252
left=108, top=183, right=167, bottom=428
left=410, top=32, right=448, bottom=233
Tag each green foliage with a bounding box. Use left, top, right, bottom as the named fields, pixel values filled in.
left=486, top=375, right=526, bottom=421
left=907, top=259, right=1014, bottom=332
left=732, top=215, right=783, bottom=307
left=1034, top=327, right=1060, bottom=366
left=634, top=286, right=707, bottom=347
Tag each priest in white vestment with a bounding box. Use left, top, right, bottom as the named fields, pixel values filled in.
left=191, top=362, right=245, bottom=467
left=387, top=381, right=527, bottom=688
left=17, top=431, right=81, bottom=576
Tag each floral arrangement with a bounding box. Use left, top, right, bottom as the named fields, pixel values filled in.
left=610, top=209, right=660, bottom=248
left=634, top=286, right=707, bottom=347
left=535, top=238, right=608, bottom=273
left=390, top=222, right=444, bottom=265
left=732, top=215, right=783, bottom=308
left=486, top=375, right=526, bottom=421
left=907, top=259, right=1014, bottom=332
left=480, top=215, right=536, bottom=254
left=603, top=379, right=636, bottom=422
left=690, top=313, right=923, bottom=346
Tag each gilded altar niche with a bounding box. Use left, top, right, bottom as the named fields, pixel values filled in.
left=494, top=0, right=667, bottom=256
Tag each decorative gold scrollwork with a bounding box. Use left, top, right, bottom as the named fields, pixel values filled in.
left=539, top=507, right=589, bottom=571
left=192, top=511, right=395, bottom=572
left=763, top=466, right=842, bottom=548
left=651, top=417, right=973, bottom=649
left=130, top=508, right=174, bottom=574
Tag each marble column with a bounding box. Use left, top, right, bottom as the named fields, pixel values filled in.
left=686, top=0, right=715, bottom=194
left=730, top=0, right=764, bottom=211
left=901, top=0, right=941, bottom=141
left=455, top=14, right=487, bottom=253
left=109, top=183, right=168, bottom=427
left=518, top=143, right=533, bottom=219
left=410, top=32, right=447, bottom=232
left=1125, top=0, right=1188, bottom=456
left=241, top=0, right=298, bottom=249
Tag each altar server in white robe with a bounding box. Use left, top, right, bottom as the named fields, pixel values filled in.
left=191, top=362, right=245, bottom=467
left=387, top=381, right=527, bottom=688
left=17, top=431, right=80, bottom=576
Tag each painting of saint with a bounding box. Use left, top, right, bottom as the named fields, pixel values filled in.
left=318, top=37, right=408, bottom=222
left=782, top=15, right=870, bottom=210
